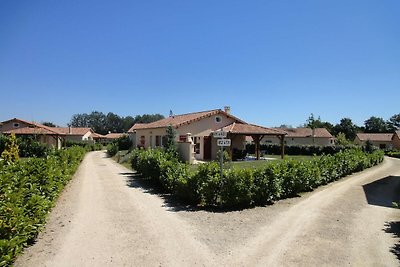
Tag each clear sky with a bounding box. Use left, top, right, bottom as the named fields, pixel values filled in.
left=1, top=1, right=399, bottom=128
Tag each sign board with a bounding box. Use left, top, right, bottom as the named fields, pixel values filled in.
left=217, top=139, right=231, bottom=147
left=213, top=131, right=227, bottom=138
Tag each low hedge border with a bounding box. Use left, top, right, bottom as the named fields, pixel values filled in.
left=131, top=148, right=384, bottom=208
left=0, top=146, right=86, bottom=266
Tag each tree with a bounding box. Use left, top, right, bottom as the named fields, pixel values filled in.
left=42, top=121, right=57, bottom=127
left=387, top=113, right=400, bottom=131
left=133, top=114, right=164, bottom=124
left=305, top=113, right=334, bottom=132
left=333, top=118, right=358, bottom=140
left=335, top=132, right=352, bottom=146
left=364, top=116, right=389, bottom=133
left=165, top=125, right=177, bottom=156
left=1, top=133, right=19, bottom=163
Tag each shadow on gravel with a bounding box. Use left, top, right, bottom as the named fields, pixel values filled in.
left=384, top=221, right=400, bottom=262
left=362, top=176, right=400, bottom=208
left=121, top=172, right=199, bottom=212
left=120, top=172, right=260, bottom=213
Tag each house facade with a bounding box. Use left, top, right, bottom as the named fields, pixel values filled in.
left=0, top=118, right=64, bottom=149
left=54, top=127, right=94, bottom=143
left=354, top=133, right=394, bottom=150
left=0, top=118, right=102, bottom=148
left=128, top=108, right=286, bottom=160
left=261, top=128, right=334, bottom=146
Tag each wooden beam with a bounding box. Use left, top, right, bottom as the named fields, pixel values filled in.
left=279, top=134, right=285, bottom=159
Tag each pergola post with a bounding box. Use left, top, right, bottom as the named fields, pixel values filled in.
left=279, top=134, right=285, bottom=159
left=252, top=135, right=261, bottom=160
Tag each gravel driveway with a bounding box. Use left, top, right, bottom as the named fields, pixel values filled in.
left=15, top=151, right=400, bottom=266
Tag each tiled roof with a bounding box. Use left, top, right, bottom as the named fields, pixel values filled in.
left=127, top=109, right=246, bottom=131
left=277, top=128, right=333, bottom=138
left=105, top=133, right=127, bottom=139
left=356, top=133, right=394, bottom=142
left=128, top=123, right=147, bottom=132
left=1, top=118, right=63, bottom=135
left=221, top=122, right=286, bottom=135
left=394, top=131, right=400, bottom=139
left=52, top=127, right=92, bottom=136
left=90, top=132, right=106, bottom=139
left=4, top=126, right=62, bottom=135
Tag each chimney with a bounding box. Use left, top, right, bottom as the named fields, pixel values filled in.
left=68, top=126, right=72, bottom=134
left=224, top=106, right=231, bottom=114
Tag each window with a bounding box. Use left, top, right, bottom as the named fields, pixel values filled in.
left=379, top=144, right=386, bottom=149
left=193, top=137, right=200, bottom=154
left=13, top=123, right=20, bottom=128
left=150, top=135, right=153, bottom=147
left=179, top=135, right=186, bottom=142
left=215, top=116, right=222, bottom=123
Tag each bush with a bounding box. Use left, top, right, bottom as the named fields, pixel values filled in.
left=386, top=151, right=400, bottom=159
left=107, top=143, right=119, bottom=157
left=0, top=146, right=85, bottom=266
left=246, top=143, right=357, bottom=156
left=1, top=133, right=19, bottom=163
left=17, top=136, right=50, bottom=158
left=130, top=148, right=384, bottom=208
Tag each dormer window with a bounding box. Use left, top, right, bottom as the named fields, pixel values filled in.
left=13, top=123, right=20, bottom=128
left=215, top=116, right=222, bottom=123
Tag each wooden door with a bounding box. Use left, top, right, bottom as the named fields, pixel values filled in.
left=203, top=136, right=212, bottom=160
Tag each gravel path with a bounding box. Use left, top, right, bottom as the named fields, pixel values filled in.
left=15, top=151, right=400, bottom=266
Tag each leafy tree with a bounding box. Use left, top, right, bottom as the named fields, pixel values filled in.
left=42, top=121, right=57, bottom=127
left=1, top=133, right=19, bottom=163
left=333, top=118, right=358, bottom=140
left=335, top=132, right=352, bottom=146
left=69, top=111, right=165, bottom=134
left=364, top=116, right=389, bottom=133
left=305, top=113, right=334, bottom=133
left=387, top=113, right=400, bottom=131
left=165, top=125, right=178, bottom=156
left=133, top=114, right=164, bottom=124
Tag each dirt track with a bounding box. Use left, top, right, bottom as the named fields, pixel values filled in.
left=15, top=151, right=400, bottom=266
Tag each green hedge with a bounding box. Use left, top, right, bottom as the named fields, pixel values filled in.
left=246, top=143, right=357, bottom=156
left=386, top=151, right=400, bottom=159
left=0, top=146, right=86, bottom=266
left=132, top=148, right=384, bottom=208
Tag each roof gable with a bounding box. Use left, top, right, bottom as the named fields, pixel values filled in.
left=127, top=109, right=246, bottom=131
left=52, top=127, right=93, bottom=136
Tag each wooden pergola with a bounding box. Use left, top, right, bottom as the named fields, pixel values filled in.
left=220, top=123, right=287, bottom=159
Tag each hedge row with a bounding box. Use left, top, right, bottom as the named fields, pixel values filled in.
left=246, top=143, right=357, bottom=156
left=0, top=146, right=86, bottom=266
left=131, top=148, right=384, bottom=208
left=386, top=151, right=400, bottom=159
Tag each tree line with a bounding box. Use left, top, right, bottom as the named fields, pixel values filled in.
left=68, top=111, right=164, bottom=135
left=304, top=113, right=400, bottom=141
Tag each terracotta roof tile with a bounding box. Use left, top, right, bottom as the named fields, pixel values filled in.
left=4, top=126, right=62, bottom=135
left=356, top=133, right=394, bottom=142
left=277, top=128, right=333, bottom=138
left=52, top=127, right=92, bottom=136
left=105, top=133, right=127, bottom=139
left=127, top=109, right=246, bottom=131
left=221, top=122, right=286, bottom=135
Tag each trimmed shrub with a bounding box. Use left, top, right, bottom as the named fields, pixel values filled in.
left=0, top=146, right=86, bottom=266
left=130, top=148, right=384, bottom=208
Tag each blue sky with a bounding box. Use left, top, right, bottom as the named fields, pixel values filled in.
left=1, top=1, right=399, bottom=128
